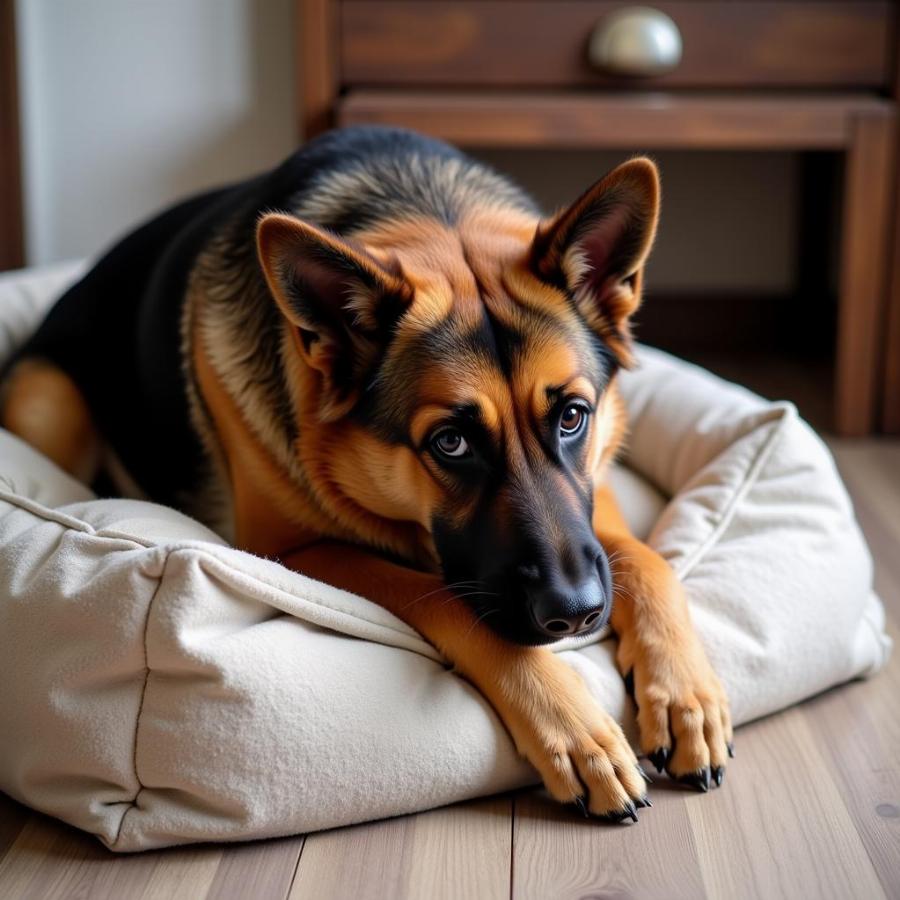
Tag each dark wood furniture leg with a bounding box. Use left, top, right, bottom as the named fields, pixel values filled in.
left=883, top=183, right=900, bottom=433
left=299, top=0, right=338, bottom=138
left=881, top=48, right=900, bottom=435
left=835, top=109, right=896, bottom=436
left=0, top=0, right=24, bottom=271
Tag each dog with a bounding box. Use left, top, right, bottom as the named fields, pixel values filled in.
left=1, top=126, right=732, bottom=821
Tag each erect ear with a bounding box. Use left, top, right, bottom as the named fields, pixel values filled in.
left=530, top=157, right=659, bottom=364
left=257, top=213, right=412, bottom=421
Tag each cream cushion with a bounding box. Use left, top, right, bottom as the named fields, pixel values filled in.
left=0, top=262, right=891, bottom=851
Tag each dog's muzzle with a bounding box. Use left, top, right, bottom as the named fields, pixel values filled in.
left=527, top=576, right=609, bottom=637
left=518, top=542, right=613, bottom=640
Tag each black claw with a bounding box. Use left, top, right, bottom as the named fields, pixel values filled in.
left=636, top=764, right=653, bottom=783
left=578, top=799, right=644, bottom=823
left=713, top=766, right=725, bottom=787
left=678, top=767, right=711, bottom=793
left=648, top=747, right=670, bottom=773
left=623, top=669, right=635, bottom=698
left=727, top=742, right=735, bottom=758
left=604, top=801, right=639, bottom=824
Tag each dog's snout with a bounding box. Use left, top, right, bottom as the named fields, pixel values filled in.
left=530, top=578, right=607, bottom=638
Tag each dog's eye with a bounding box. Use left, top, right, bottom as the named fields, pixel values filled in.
left=431, top=428, right=471, bottom=460
left=560, top=404, right=588, bottom=438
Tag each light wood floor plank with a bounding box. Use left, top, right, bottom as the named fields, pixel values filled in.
left=0, top=440, right=897, bottom=899
left=688, top=706, right=886, bottom=900
left=204, top=835, right=304, bottom=900
left=831, top=442, right=900, bottom=563
left=801, top=676, right=900, bottom=899
left=512, top=785, right=705, bottom=900
left=131, top=847, right=224, bottom=900
left=805, top=447, right=900, bottom=898
left=0, top=795, right=29, bottom=865
left=289, top=796, right=512, bottom=900
left=0, top=812, right=224, bottom=900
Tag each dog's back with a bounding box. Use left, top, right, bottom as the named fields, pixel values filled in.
left=1, top=127, right=536, bottom=515
left=2, top=127, right=735, bottom=821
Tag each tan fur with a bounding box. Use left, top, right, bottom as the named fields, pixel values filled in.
left=247, top=158, right=730, bottom=810
left=283, top=539, right=646, bottom=816
left=192, top=326, right=327, bottom=558
left=5, top=152, right=729, bottom=817
left=191, top=284, right=439, bottom=567
left=593, top=485, right=733, bottom=777
left=1, top=359, right=101, bottom=484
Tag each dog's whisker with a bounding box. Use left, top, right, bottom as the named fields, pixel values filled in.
left=437, top=591, right=501, bottom=607
left=463, top=608, right=500, bottom=639
left=612, top=584, right=637, bottom=602
left=607, top=552, right=635, bottom=568
left=449, top=590, right=501, bottom=603
left=609, top=562, right=636, bottom=582
left=402, top=580, right=485, bottom=611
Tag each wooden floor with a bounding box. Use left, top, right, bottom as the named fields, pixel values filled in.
left=0, top=440, right=898, bottom=900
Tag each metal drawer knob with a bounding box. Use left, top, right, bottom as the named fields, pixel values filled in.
left=588, top=6, right=683, bottom=77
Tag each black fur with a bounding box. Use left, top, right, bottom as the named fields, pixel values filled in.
left=4, top=126, right=624, bottom=646
left=4, top=126, right=535, bottom=508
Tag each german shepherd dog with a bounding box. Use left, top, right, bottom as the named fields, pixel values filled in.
left=1, top=127, right=732, bottom=821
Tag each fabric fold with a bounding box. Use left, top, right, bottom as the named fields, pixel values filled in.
left=0, top=262, right=891, bottom=851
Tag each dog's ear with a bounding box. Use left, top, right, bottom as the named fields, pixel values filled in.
left=530, top=157, right=659, bottom=364
left=257, top=213, right=412, bottom=421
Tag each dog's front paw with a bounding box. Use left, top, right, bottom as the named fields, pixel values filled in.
left=622, top=627, right=733, bottom=791
left=495, top=652, right=650, bottom=821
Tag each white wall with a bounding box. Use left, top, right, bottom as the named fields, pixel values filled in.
left=17, top=0, right=297, bottom=265
left=15, top=0, right=797, bottom=295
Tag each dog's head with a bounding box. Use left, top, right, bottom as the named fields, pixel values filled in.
left=258, top=158, right=659, bottom=645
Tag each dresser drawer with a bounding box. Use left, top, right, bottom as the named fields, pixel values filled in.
left=340, top=1, right=894, bottom=90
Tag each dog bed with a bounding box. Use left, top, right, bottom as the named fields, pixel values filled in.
left=0, top=261, right=891, bottom=851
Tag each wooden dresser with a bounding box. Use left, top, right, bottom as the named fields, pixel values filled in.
left=298, top=0, right=899, bottom=435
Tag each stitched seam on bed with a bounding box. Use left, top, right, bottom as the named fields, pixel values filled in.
left=0, top=487, right=101, bottom=535
left=0, top=483, right=412, bottom=635
left=0, top=484, right=429, bottom=653
left=0, top=478, right=430, bottom=648
left=0, top=409, right=796, bottom=651
left=0, top=486, right=196, bottom=551
left=111, top=549, right=167, bottom=848
left=673, top=404, right=794, bottom=581
left=191, top=547, right=439, bottom=655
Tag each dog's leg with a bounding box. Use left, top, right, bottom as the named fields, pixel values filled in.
left=1, top=358, right=101, bottom=484
left=593, top=484, right=733, bottom=789
left=284, top=542, right=650, bottom=820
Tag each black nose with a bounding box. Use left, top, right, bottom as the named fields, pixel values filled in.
left=529, top=578, right=607, bottom=637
